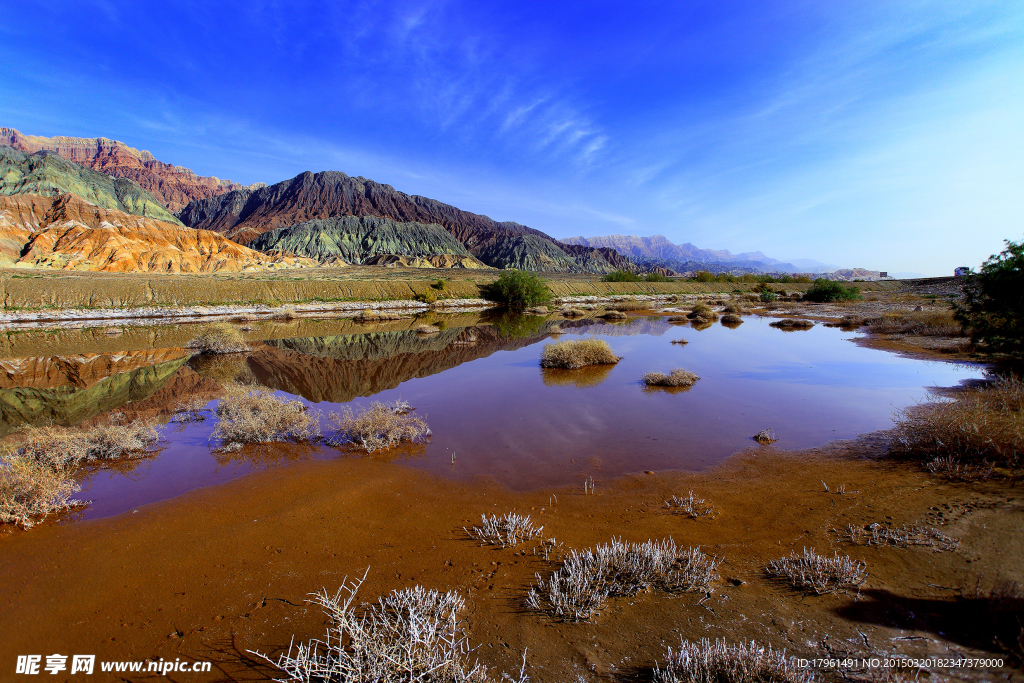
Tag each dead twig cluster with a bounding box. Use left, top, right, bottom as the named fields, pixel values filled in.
left=845, top=523, right=959, bottom=552
left=527, top=537, right=721, bottom=621
left=465, top=513, right=544, bottom=548
left=766, top=548, right=867, bottom=595
left=654, top=639, right=815, bottom=683
left=252, top=570, right=525, bottom=683
left=329, top=401, right=430, bottom=453
left=212, top=388, right=321, bottom=449
left=665, top=491, right=716, bottom=519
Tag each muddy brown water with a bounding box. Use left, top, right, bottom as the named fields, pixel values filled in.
left=2, top=313, right=984, bottom=519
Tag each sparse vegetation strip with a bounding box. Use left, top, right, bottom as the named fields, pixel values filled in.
left=1, top=415, right=159, bottom=528
left=845, top=523, right=959, bottom=552
left=888, top=375, right=1022, bottom=471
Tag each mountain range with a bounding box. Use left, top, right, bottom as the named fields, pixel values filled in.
left=176, top=169, right=631, bottom=272
left=2, top=126, right=868, bottom=277
left=2, top=127, right=260, bottom=213
left=561, top=234, right=839, bottom=274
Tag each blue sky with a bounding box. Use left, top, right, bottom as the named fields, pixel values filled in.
left=1, top=1, right=1021, bottom=275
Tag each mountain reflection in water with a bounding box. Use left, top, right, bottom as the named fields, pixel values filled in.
left=0, top=313, right=986, bottom=519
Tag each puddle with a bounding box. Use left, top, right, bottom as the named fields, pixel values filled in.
left=0, top=313, right=984, bottom=519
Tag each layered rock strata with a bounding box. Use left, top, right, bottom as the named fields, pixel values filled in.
left=3, top=128, right=260, bottom=212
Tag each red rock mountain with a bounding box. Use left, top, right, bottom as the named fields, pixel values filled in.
left=0, top=193, right=316, bottom=273
left=2, top=127, right=262, bottom=213
left=179, top=170, right=635, bottom=273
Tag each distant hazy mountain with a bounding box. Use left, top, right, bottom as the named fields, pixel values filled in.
left=561, top=234, right=839, bottom=274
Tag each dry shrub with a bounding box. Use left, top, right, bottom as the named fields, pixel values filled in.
left=598, top=310, right=627, bottom=320
left=753, top=428, right=777, bottom=444
left=170, top=397, right=211, bottom=423
left=527, top=537, right=720, bottom=621
left=540, top=339, right=620, bottom=369
left=723, top=302, right=745, bottom=313
left=465, top=513, right=544, bottom=547
left=720, top=313, right=743, bottom=324
left=14, top=418, right=160, bottom=471
left=925, top=455, right=994, bottom=481
left=642, top=369, right=699, bottom=388
left=770, top=319, right=814, bottom=330
left=212, top=389, right=321, bottom=449
left=253, top=571, right=521, bottom=683
left=0, top=453, right=84, bottom=529
left=187, top=322, right=247, bottom=354
left=688, top=304, right=718, bottom=322
left=889, top=375, right=1023, bottom=469
left=665, top=491, right=716, bottom=518
left=868, top=310, right=962, bottom=337
left=654, top=639, right=815, bottom=683
left=845, top=522, right=959, bottom=551
left=526, top=305, right=550, bottom=315
left=329, top=401, right=430, bottom=453
left=667, top=316, right=689, bottom=323
left=560, top=308, right=585, bottom=317
left=766, top=548, right=866, bottom=594
left=671, top=338, right=689, bottom=345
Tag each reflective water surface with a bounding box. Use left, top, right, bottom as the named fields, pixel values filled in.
left=0, top=312, right=983, bottom=519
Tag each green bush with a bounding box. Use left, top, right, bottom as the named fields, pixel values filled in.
left=602, top=270, right=643, bottom=282
left=955, top=239, right=1024, bottom=357
left=759, top=291, right=777, bottom=303
left=644, top=272, right=671, bottom=282
left=803, top=279, right=861, bottom=303
left=483, top=269, right=552, bottom=309
left=414, top=289, right=438, bottom=304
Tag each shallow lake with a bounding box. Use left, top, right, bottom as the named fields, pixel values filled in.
left=0, top=312, right=984, bottom=519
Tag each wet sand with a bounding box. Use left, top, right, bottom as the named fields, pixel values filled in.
left=2, top=441, right=1021, bottom=681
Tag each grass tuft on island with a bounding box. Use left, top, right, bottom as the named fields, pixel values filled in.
left=540, top=339, right=620, bottom=369
left=212, top=387, right=321, bottom=449
left=329, top=401, right=430, bottom=453
left=642, top=369, right=700, bottom=388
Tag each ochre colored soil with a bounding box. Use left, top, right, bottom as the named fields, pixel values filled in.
left=1, top=444, right=1020, bottom=681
